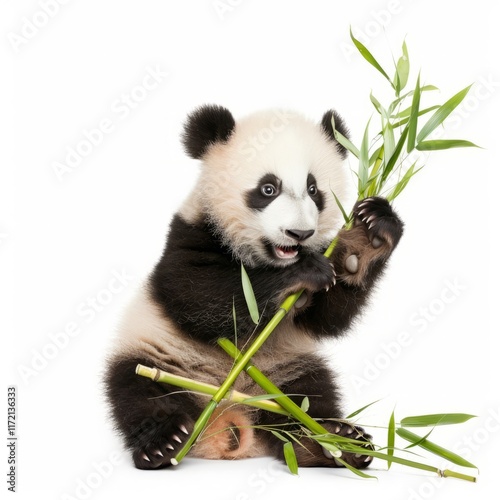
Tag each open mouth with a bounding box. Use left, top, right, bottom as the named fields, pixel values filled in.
left=272, top=245, right=300, bottom=260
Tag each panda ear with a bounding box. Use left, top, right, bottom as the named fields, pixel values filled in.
left=182, top=104, right=236, bottom=159
left=320, top=110, right=350, bottom=159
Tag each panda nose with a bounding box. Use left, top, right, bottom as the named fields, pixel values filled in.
left=285, top=229, right=315, bottom=242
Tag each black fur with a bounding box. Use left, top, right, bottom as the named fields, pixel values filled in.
left=321, top=109, right=350, bottom=159
left=307, top=173, right=325, bottom=211
left=245, top=173, right=282, bottom=211
left=105, top=355, right=199, bottom=469
left=182, top=104, right=236, bottom=159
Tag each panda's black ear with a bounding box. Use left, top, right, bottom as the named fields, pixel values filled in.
left=321, top=110, right=350, bottom=159
left=182, top=104, right=236, bottom=159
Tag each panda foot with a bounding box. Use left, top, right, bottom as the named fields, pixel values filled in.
left=132, top=414, right=194, bottom=469
left=321, top=421, right=374, bottom=470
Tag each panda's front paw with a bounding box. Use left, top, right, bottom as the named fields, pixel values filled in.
left=294, top=252, right=336, bottom=293
left=353, top=197, right=403, bottom=250
left=131, top=414, right=193, bottom=470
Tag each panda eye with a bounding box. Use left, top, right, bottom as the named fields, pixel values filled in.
left=308, top=184, right=318, bottom=196
left=261, top=184, right=277, bottom=197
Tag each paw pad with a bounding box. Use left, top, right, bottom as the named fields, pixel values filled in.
left=345, top=255, right=359, bottom=274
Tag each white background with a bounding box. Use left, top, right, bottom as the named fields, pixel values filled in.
left=1, top=1, right=499, bottom=499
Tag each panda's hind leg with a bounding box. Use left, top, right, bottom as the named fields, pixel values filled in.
left=255, top=355, right=374, bottom=469
left=105, top=355, right=198, bottom=470
left=282, top=420, right=374, bottom=469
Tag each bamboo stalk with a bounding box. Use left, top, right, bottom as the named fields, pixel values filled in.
left=217, top=338, right=341, bottom=456
left=173, top=290, right=305, bottom=464
left=135, top=364, right=288, bottom=415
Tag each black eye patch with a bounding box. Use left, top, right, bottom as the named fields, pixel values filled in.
left=245, top=174, right=282, bottom=210
left=307, top=173, right=325, bottom=212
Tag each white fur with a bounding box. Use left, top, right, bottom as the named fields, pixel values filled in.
left=179, top=109, right=352, bottom=267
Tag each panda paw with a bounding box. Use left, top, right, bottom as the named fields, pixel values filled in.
left=294, top=252, right=336, bottom=293
left=132, top=414, right=194, bottom=470
left=353, top=197, right=403, bottom=250
left=322, top=421, right=374, bottom=470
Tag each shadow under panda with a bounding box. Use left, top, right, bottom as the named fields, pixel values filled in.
left=104, top=105, right=404, bottom=470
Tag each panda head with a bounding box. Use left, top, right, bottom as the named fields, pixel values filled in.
left=180, top=104, right=352, bottom=268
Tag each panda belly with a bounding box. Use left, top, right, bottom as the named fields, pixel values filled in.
left=111, top=285, right=315, bottom=461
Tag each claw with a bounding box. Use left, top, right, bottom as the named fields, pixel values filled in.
left=366, top=214, right=377, bottom=224
left=141, top=453, right=151, bottom=462
left=179, top=424, right=189, bottom=435
left=172, top=434, right=182, bottom=444
left=166, top=443, right=174, bottom=450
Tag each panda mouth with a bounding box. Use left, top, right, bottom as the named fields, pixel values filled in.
left=272, top=245, right=300, bottom=260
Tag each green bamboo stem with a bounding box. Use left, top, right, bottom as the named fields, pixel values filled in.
left=173, top=290, right=304, bottom=464
left=135, top=364, right=288, bottom=415
left=217, top=338, right=341, bottom=456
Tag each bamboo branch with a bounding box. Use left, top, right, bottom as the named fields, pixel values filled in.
left=135, top=364, right=288, bottom=415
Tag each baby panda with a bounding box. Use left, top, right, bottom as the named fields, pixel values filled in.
left=105, top=105, right=403, bottom=470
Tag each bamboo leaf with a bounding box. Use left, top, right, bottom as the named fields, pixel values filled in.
left=395, top=104, right=440, bottom=120
left=369, top=145, right=383, bottom=167
left=401, top=413, right=477, bottom=427
left=417, top=84, right=473, bottom=142
left=386, top=163, right=422, bottom=202
left=407, top=73, right=421, bottom=153
left=388, top=85, right=439, bottom=115
left=332, top=116, right=360, bottom=158
left=283, top=441, right=299, bottom=475
left=346, top=399, right=382, bottom=419
left=301, top=396, right=310, bottom=412
left=334, top=456, right=377, bottom=479
left=242, top=393, right=286, bottom=403
left=271, top=430, right=289, bottom=443
left=381, top=123, right=409, bottom=184
left=358, top=119, right=371, bottom=192
left=392, top=106, right=440, bottom=129
left=241, top=263, right=259, bottom=324
left=403, top=428, right=434, bottom=449
left=394, top=40, right=410, bottom=94
left=370, top=92, right=383, bottom=114
left=416, top=139, right=479, bottom=151
left=350, top=28, right=394, bottom=88
left=397, top=428, right=478, bottom=469
left=387, top=410, right=396, bottom=469
left=331, top=191, right=351, bottom=225
left=232, top=298, right=237, bottom=339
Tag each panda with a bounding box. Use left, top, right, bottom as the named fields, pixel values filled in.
left=105, top=104, right=404, bottom=470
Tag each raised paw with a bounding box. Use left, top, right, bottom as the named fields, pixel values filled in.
left=353, top=197, right=403, bottom=251
left=322, top=421, right=374, bottom=470
left=132, top=414, right=193, bottom=470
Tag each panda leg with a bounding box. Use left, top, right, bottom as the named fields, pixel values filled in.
left=255, top=359, right=373, bottom=469
left=105, top=356, right=198, bottom=469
